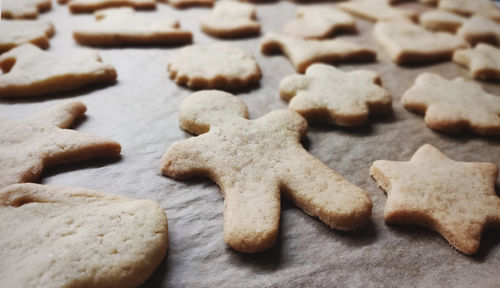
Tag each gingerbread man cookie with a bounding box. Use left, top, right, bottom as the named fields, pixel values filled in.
left=439, top=0, right=500, bottom=22
left=0, top=20, right=54, bottom=53
left=200, top=1, right=260, bottom=38
left=2, top=0, right=52, bottom=19
left=279, top=64, right=392, bottom=127
left=0, top=101, right=121, bottom=189
left=339, top=0, right=417, bottom=22
left=0, top=44, right=117, bottom=98
left=261, top=33, right=376, bottom=73
left=161, top=90, right=372, bottom=253
left=66, top=0, right=156, bottom=13
left=371, top=144, right=500, bottom=255
left=402, top=73, right=500, bottom=136
left=457, top=15, right=500, bottom=46
left=453, top=44, right=500, bottom=81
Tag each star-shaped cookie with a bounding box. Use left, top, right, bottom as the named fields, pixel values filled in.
left=200, top=1, right=260, bottom=38
left=0, top=44, right=117, bottom=98
left=339, top=0, right=417, bottom=22
left=65, top=0, right=156, bottom=13
left=0, top=101, right=121, bottom=189
left=279, top=64, right=392, bottom=127
left=457, top=15, right=500, bottom=46
left=261, top=33, right=376, bottom=73
left=161, top=90, right=372, bottom=253
left=370, top=144, right=500, bottom=255
left=439, top=0, right=500, bottom=22
left=0, top=20, right=54, bottom=53
left=2, top=0, right=52, bottom=19
left=402, top=73, right=500, bottom=136
left=453, top=44, right=500, bottom=81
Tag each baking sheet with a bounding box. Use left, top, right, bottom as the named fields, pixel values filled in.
left=1, top=1, right=500, bottom=287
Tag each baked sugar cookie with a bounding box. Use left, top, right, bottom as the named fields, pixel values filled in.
left=2, top=0, right=52, bottom=19
left=457, top=15, right=500, bottom=46
left=280, top=64, right=392, bottom=126
left=0, top=101, right=121, bottom=189
left=283, top=7, right=356, bottom=39
left=453, top=44, right=500, bottom=81
left=0, top=183, right=168, bottom=287
left=73, top=8, right=192, bottom=46
left=161, top=90, right=372, bottom=253
left=439, top=0, right=500, bottom=22
left=339, top=0, right=417, bottom=22
left=419, top=9, right=466, bottom=33
left=0, top=44, right=117, bottom=98
left=371, top=144, right=500, bottom=255
left=374, top=21, right=466, bottom=64
left=160, top=0, right=214, bottom=9
left=0, top=20, right=54, bottom=53
left=200, top=1, right=260, bottom=38
left=67, top=0, right=156, bottom=13
left=402, top=73, right=500, bottom=136
left=168, top=43, right=261, bottom=90
left=261, top=33, right=376, bottom=73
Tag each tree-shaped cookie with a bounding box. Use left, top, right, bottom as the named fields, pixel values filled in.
left=160, top=0, right=214, bottom=9
left=283, top=7, right=356, bottom=39
left=73, top=8, right=192, bottom=46
left=0, top=183, right=168, bottom=287
left=0, top=20, right=54, bottom=53
left=0, top=44, right=117, bottom=98
left=419, top=9, right=466, bottom=33
left=200, top=1, right=260, bottom=38
left=453, top=44, right=500, bottom=81
left=339, top=0, right=417, bottom=22
left=457, top=15, right=500, bottom=46
left=161, top=90, right=372, bottom=253
left=439, top=0, right=500, bottom=22
left=65, top=0, right=156, bottom=13
left=371, top=144, right=500, bottom=255
left=2, top=0, right=52, bottom=19
left=374, top=21, right=466, bottom=65
left=402, top=73, right=500, bottom=136
left=261, top=33, right=376, bottom=73
left=0, top=101, right=121, bottom=189
left=279, top=64, right=392, bottom=127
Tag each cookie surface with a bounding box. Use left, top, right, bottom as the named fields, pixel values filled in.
left=168, top=43, right=261, bottom=90
left=457, top=15, right=500, bottom=46
left=73, top=7, right=192, bottom=46
left=374, top=21, right=466, bottom=64
left=68, top=0, right=156, bottom=13
left=0, top=20, right=54, bottom=53
left=402, top=73, right=500, bottom=135
left=0, top=44, right=117, bottom=98
left=370, top=144, right=500, bottom=255
left=453, top=44, right=500, bottom=80
left=339, top=0, right=417, bottom=22
left=0, top=183, right=168, bottom=288
left=0, top=101, right=121, bottom=189
left=283, top=7, right=356, bottom=39
left=419, top=9, right=466, bottom=33
left=161, top=90, right=372, bottom=253
left=2, top=0, right=51, bottom=19
left=200, top=1, right=260, bottom=38
left=439, top=0, right=500, bottom=22
left=280, top=64, right=392, bottom=126
left=261, top=33, right=376, bottom=73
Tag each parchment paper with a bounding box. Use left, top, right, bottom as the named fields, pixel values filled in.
left=1, top=1, right=500, bottom=287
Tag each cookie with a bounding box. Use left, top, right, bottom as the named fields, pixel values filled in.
left=161, top=90, right=372, bottom=253
left=279, top=64, right=392, bottom=126
left=0, top=20, right=55, bottom=53
left=402, top=73, right=500, bottom=136
left=261, top=33, right=376, bottom=73
left=2, top=0, right=51, bottom=19
left=453, top=44, right=500, bottom=81
left=370, top=144, right=500, bottom=255
left=200, top=1, right=260, bottom=38
left=374, top=21, right=466, bottom=64
left=0, top=183, right=168, bottom=287
left=457, top=15, right=500, bottom=46
left=439, top=0, right=500, bottom=22
left=419, top=0, right=438, bottom=5
left=66, top=0, right=156, bottom=13
left=0, top=44, right=117, bottom=98
left=0, top=101, right=121, bottom=189
left=339, top=0, right=417, bottom=22
left=160, top=0, right=214, bottom=9
left=73, top=8, right=192, bottom=46
left=167, top=43, right=261, bottom=90
left=419, top=9, right=466, bottom=33
left=283, top=7, right=356, bottom=39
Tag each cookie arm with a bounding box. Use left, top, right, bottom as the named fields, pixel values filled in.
left=28, top=101, right=87, bottom=129
left=160, top=137, right=211, bottom=180
left=279, top=74, right=310, bottom=101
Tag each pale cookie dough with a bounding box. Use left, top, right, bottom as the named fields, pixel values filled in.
left=283, top=7, right=356, bottom=39
left=160, top=0, right=214, bottom=9
left=457, top=15, right=500, bottom=46
left=439, top=0, right=500, bottom=22
left=161, top=90, right=372, bottom=253
left=167, top=43, right=261, bottom=90
left=0, top=183, right=168, bottom=288
left=0, top=101, right=121, bottom=189
left=261, top=33, right=376, bottom=73
left=200, top=1, right=260, bottom=38
left=73, top=8, right=192, bottom=46
left=67, top=0, right=156, bottom=13
left=0, top=20, right=55, bottom=53
left=0, top=44, right=117, bottom=98
left=2, top=0, right=52, bottom=19
left=370, top=144, right=500, bottom=255
left=374, top=21, right=466, bottom=65
left=279, top=64, right=392, bottom=126
left=453, top=44, right=500, bottom=81
left=402, top=73, right=500, bottom=136
left=339, top=0, right=417, bottom=22
left=419, top=9, right=466, bottom=33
